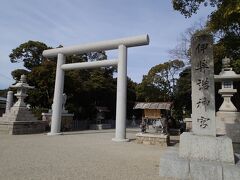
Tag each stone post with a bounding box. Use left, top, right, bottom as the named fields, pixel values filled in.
left=112, top=45, right=129, bottom=142
left=5, top=91, right=13, bottom=113
left=48, top=53, right=65, bottom=135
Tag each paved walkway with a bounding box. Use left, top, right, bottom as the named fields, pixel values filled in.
left=0, top=129, right=178, bottom=180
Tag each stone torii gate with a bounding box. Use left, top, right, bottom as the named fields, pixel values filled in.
left=42, top=34, right=149, bottom=142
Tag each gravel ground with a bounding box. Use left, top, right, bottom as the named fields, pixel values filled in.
left=0, top=128, right=178, bottom=180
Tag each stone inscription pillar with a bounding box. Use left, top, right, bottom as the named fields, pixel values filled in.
left=191, top=33, right=216, bottom=136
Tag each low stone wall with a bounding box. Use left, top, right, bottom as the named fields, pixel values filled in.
left=136, top=133, right=169, bottom=147
left=216, top=112, right=240, bottom=143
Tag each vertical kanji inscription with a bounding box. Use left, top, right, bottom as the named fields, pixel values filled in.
left=191, top=33, right=216, bottom=136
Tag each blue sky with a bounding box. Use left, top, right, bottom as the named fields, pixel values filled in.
left=0, top=0, right=214, bottom=89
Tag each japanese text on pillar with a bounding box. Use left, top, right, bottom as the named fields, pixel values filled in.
left=195, top=43, right=211, bottom=128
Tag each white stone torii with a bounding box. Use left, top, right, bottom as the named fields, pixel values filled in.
left=42, top=34, right=149, bottom=141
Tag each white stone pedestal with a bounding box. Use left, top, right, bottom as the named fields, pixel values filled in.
left=0, top=106, right=46, bottom=134
left=216, top=112, right=240, bottom=142
left=180, top=132, right=234, bottom=163
left=159, top=147, right=240, bottom=180
left=159, top=132, right=240, bottom=179
left=159, top=133, right=239, bottom=179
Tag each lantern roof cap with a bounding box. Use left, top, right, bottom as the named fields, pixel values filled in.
left=215, top=57, right=240, bottom=82
left=10, top=74, right=34, bottom=89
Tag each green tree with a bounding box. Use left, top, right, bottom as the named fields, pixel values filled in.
left=63, top=51, right=117, bottom=119
left=172, top=0, right=240, bottom=60
left=136, top=76, right=163, bottom=102
left=172, top=0, right=240, bottom=34
left=137, top=59, right=184, bottom=102
left=174, top=68, right=191, bottom=119
left=26, top=60, right=56, bottom=108
left=9, top=41, right=50, bottom=70
left=169, top=20, right=207, bottom=62
left=127, top=77, right=138, bottom=118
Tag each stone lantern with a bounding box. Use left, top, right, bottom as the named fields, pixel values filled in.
left=215, top=57, right=240, bottom=145
left=215, top=57, right=240, bottom=112
left=10, top=74, right=34, bottom=108
left=0, top=74, right=45, bottom=134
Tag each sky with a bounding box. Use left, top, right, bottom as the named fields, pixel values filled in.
left=0, top=0, right=214, bottom=89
